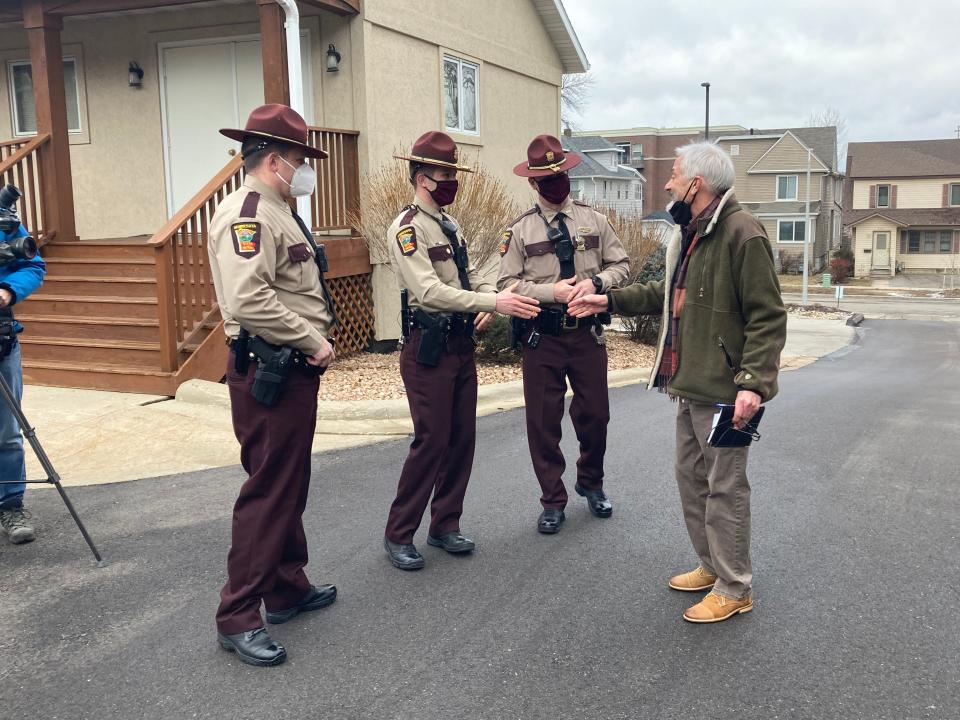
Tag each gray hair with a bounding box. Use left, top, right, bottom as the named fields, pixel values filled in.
left=676, top=142, right=735, bottom=195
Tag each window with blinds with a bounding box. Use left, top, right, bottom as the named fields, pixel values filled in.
left=8, top=57, right=82, bottom=135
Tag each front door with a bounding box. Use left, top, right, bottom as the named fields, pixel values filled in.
left=160, top=36, right=312, bottom=215
left=872, top=231, right=890, bottom=269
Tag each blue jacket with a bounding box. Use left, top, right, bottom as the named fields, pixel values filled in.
left=0, top=224, right=45, bottom=331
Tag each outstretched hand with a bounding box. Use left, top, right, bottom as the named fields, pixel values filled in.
left=567, top=293, right=609, bottom=318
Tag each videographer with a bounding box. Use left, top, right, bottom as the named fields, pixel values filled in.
left=0, top=186, right=45, bottom=545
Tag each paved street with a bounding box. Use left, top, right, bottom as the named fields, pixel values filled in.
left=783, top=291, right=960, bottom=321
left=2, top=319, right=958, bottom=720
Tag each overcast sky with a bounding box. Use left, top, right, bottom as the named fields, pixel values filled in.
left=562, top=0, right=960, bottom=145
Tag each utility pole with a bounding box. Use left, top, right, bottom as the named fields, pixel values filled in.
left=701, top=82, right=711, bottom=140
left=801, top=147, right=812, bottom=305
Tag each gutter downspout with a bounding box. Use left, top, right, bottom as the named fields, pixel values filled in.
left=274, top=0, right=311, bottom=220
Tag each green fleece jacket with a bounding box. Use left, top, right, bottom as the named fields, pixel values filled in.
left=610, top=190, right=787, bottom=404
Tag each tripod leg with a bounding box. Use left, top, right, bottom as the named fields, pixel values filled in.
left=0, top=371, right=105, bottom=565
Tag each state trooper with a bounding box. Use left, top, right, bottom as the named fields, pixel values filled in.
left=208, top=104, right=338, bottom=667
left=384, top=130, right=540, bottom=570
left=498, top=134, right=630, bottom=534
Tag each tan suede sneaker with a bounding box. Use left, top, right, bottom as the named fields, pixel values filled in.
left=668, top=566, right=717, bottom=592
left=683, top=591, right=753, bottom=623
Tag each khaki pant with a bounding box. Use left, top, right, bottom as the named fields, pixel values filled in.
left=675, top=399, right=752, bottom=600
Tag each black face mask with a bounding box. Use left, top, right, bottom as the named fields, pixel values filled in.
left=667, top=179, right=698, bottom=226
left=535, top=173, right=571, bottom=205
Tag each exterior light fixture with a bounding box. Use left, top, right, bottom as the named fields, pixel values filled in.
left=129, top=62, right=144, bottom=87
left=326, top=44, right=341, bottom=72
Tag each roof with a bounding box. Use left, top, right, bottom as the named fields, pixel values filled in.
left=846, top=139, right=960, bottom=179
left=577, top=125, right=746, bottom=138
left=562, top=137, right=643, bottom=181
left=642, top=210, right=675, bottom=223
left=562, top=135, right=618, bottom=153
left=532, top=0, right=589, bottom=74
left=844, top=207, right=960, bottom=227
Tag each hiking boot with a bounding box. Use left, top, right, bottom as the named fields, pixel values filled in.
left=683, top=591, right=753, bottom=624
left=668, top=566, right=717, bottom=592
left=0, top=506, right=36, bottom=544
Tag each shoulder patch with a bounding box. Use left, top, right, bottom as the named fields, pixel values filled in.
left=396, top=226, right=418, bottom=256
left=239, top=191, right=261, bottom=218
left=231, top=222, right=262, bottom=258
left=499, top=229, right=513, bottom=256
left=400, top=205, right=419, bottom=226
left=507, top=207, right=538, bottom=228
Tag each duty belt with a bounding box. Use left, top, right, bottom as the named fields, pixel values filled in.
left=411, top=310, right=476, bottom=337
left=529, top=307, right=611, bottom=336
left=229, top=333, right=325, bottom=377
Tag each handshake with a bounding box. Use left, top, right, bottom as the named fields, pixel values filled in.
left=474, top=280, right=540, bottom=332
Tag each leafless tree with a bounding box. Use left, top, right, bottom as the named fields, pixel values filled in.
left=561, top=72, right=595, bottom=131
left=808, top=107, right=848, bottom=168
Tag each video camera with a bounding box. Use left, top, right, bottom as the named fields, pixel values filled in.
left=0, top=185, right=38, bottom=265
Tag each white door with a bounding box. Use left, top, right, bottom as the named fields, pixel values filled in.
left=873, top=232, right=890, bottom=269
left=160, top=36, right=312, bottom=215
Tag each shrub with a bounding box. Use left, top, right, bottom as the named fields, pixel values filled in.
left=474, top=314, right=516, bottom=363
left=619, top=244, right=666, bottom=344
left=832, top=247, right=855, bottom=264
left=779, top=251, right=803, bottom=275
left=830, top=257, right=853, bottom=284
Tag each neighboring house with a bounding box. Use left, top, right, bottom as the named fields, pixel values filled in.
left=640, top=210, right=673, bottom=244
left=0, top=0, right=586, bottom=392
left=715, top=127, right=843, bottom=272
left=843, top=139, right=960, bottom=278
left=561, top=134, right=644, bottom=216
left=577, top=124, right=747, bottom=214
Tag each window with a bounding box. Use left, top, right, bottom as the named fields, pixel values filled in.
left=777, top=175, right=798, bottom=201
left=940, top=230, right=953, bottom=253
left=908, top=230, right=920, bottom=252
left=631, top=143, right=643, bottom=162
left=443, top=55, right=478, bottom=135
left=876, top=184, right=890, bottom=208
left=570, top=179, right=582, bottom=200
left=905, top=229, right=956, bottom=253
left=730, top=144, right=740, bottom=157
left=616, top=142, right=630, bottom=164
left=777, top=219, right=806, bottom=243
left=951, top=184, right=960, bottom=206
left=8, top=57, right=82, bottom=135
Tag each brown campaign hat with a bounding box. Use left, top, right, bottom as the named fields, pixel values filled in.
left=393, top=131, right=473, bottom=172
left=220, top=103, right=328, bottom=159
left=513, top=134, right=581, bottom=178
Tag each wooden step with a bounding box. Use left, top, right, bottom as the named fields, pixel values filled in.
left=19, top=336, right=161, bottom=366
left=35, top=276, right=158, bottom=298
left=41, top=241, right=156, bottom=262
left=42, top=257, right=156, bottom=279
left=22, top=360, right=173, bottom=395
left=16, top=315, right=160, bottom=343
left=20, top=294, right=159, bottom=319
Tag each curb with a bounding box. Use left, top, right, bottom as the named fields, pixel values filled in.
left=846, top=313, right=865, bottom=326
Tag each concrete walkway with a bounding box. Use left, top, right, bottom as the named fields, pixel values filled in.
left=21, top=314, right=853, bottom=488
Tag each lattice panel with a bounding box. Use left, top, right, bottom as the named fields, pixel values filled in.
left=328, top=273, right=375, bottom=354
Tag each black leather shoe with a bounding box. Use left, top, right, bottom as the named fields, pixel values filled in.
left=384, top=536, right=425, bottom=570
left=427, top=531, right=476, bottom=554
left=575, top=483, right=613, bottom=518
left=217, top=627, right=287, bottom=667
left=266, top=584, right=338, bottom=625
left=537, top=508, right=565, bottom=534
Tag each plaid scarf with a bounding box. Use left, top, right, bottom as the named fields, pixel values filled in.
left=655, top=196, right=722, bottom=393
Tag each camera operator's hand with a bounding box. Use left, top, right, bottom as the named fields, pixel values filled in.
left=0, top=289, right=12, bottom=308
left=306, top=336, right=335, bottom=368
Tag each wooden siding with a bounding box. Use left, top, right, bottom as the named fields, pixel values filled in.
left=852, top=178, right=960, bottom=209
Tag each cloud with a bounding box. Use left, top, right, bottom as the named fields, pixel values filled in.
left=562, top=0, right=960, bottom=142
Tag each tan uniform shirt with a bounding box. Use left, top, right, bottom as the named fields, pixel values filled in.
left=208, top=175, right=333, bottom=355
left=389, top=199, right=497, bottom=313
left=496, top=198, right=630, bottom=305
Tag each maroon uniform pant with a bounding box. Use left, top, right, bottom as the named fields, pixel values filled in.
left=385, top=331, right=477, bottom=545
left=521, top=326, right=609, bottom=510
left=216, top=353, right=320, bottom=635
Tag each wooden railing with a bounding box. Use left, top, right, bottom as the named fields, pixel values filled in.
left=149, top=155, right=243, bottom=373
left=307, top=127, right=360, bottom=233
left=0, top=135, right=52, bottom=244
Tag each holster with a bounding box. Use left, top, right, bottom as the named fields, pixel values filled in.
left=251, top=344, right=293, bottom=407
left=0, top=309, right=17, bottom=361
left=233, top=328, right=251, bottom=374
left=413, top=309, right=447, bottom=367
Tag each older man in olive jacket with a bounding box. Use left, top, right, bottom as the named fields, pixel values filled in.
left=569, top=141, right=787, bottom=624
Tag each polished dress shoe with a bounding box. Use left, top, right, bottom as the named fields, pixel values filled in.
left=266, top=584, right=338, bottom=625
left=427, top=531, right=476, bottom=554
left=384, top=536, right=425, bottom=570
left=575, top=483, right=613, bottom=518
left=537, top=508, right=565, bottom=534
left=217, top=627, right=286, bottom=667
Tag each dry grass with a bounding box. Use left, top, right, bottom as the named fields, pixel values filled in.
left=317, top=332, right=656, bottom=401
left=598, top=205, right=664, bottom=282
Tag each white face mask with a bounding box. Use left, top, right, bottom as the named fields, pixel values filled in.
left=276, top=156, right=317, bottom=197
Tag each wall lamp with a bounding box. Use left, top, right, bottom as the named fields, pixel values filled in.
left=326, top=44, right=341, bottom=72
left=129, top=62, right=144, bottom=88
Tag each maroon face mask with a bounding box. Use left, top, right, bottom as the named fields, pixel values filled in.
left=535, top=173, right=571, bottom=204
left=425, top=177, right=459, bottom=207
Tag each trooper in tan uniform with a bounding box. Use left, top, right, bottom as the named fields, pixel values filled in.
left=208, top=104, right=338, bottom=667
left=499, top=134, right=630, bottom=534
left=383, top=131, right=540, bottom=571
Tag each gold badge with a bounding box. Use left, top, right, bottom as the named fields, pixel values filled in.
left=546, top=150, right=555, bottom=162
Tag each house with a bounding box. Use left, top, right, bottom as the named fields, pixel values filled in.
left=577, top=124, right=747, bottom=214
left=0, top=0, right=586, bottom=393
left=842, top=139, right=960, bottom=278
left=715, top=127, right=843, bottom=272
left=560, top=134, right=644, bottom=216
